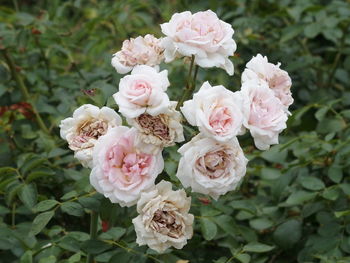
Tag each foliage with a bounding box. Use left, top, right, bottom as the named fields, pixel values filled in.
left=0, top=0, right=350, bottom=262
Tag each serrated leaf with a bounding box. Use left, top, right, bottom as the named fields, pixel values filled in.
left=273, top=219, right=302, bottom=249
left=285, top=191, right=317, bottom=206
left=18, top=184, right=37, bottom=209
left=243, top=242, right=275, bottom=253
left=30, top=211, right=54, bottom=235
left=61, top=202, right=84, bottom=217
left=33, top=200, right=59, bottom=212
left=200, top=218, right=217, bottom=241
left=236, top=253, right=251, bottom=263
left=299, top=176, right=325, bottom=191
left=81, top=240, right=111, bottom=254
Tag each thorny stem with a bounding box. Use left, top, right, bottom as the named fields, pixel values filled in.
left=176, top=55, right=198, bottom=110
left=86, top=211, right=98, bottom=263
left=1, top=49, right=50, bottom=134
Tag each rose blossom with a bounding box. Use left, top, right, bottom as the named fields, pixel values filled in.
left=176, top=134, right=247, bottom=200
left=111, top=34, right=164, bottom=74
left=113, top=65, right=171, bottom=118
left=181, top=81, right=244, bottom=142
left=90, top=126, right=164, bottom=207
left=160, top=10, right=237, bottom=75
left=240, top=79, right=288, bottom=150
left=241, top=54, right=293, bottom=109
left=59, top=104, right=122, bottom=168
left=127, top=101, right=184, bottom=154
left=132, top=180, right=194, bottom=253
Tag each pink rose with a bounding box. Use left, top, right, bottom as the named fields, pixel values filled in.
left=111, top=34, right=164, bottom=74
left=241, top=80, right=288, bottom=150
left=113, top=65, right=171, bottom=118
left=181, top=81, right=244, bottom=142
left=177, top=135, right=247, bottom=200
left=90, top=126, right=164, bottom=207
left=161, top=10, right=237, bottom=75
left=242, top=54, right=293, bottom=109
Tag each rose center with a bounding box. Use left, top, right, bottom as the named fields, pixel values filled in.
left=196, top=150, right=232, bottom=179
left=209, top=106, right=232, bottom=135
left=70, top=119, right=108, bottom=150
left=137, top=113, right=170, bottom=141
left=151, top=207, right=183, bottom=238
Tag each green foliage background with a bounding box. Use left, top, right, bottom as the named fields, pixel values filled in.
left=1, top=0, right=350, bottom=262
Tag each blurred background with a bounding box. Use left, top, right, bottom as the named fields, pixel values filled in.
left=0, top=0, right=350, bottom=262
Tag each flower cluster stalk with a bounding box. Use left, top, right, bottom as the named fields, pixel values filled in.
left=176, top=55, right=199, bottom=110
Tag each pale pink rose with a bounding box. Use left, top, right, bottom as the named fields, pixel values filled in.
left=177, top=135, right=247, bottom=200
left=242, top=54, right=293, bottom=109
left=240, top=80, right=288, bottom=150
left=181, top=81, right=244, bottom=142
left=127, top=101, right=184, bottom=154
left=59, top=104, right=122, bottom=168
left=111, top=34, right=164, bottom=74
left=113, top=65, right=171, bottom=118
left=132, top=180, right=194, bottom=253
left=161, top=10, right=237, bottom=75
left=90, top=126, right=164, bottom=207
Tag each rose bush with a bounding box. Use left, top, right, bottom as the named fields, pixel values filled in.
left=1, top=1, right=349, bottom=263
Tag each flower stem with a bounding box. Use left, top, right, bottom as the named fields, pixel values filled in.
left=176, top=55, right=198, bottom=111
left=86, top=211, right=98, bottom=263
left=1, top=49, right=50, bottom=134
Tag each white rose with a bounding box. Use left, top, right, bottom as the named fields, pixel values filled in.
left=240, top=79, right=288, bottom=150
left=176, top=134, right=247, bottom=200
left=113, top=65, right=171, bottom=118
left=160, top=10, right=237, bottom=75
left=242, top=54, right=293, bottom=109
left=111, top=34, right=164, bottom=74
left=90, top=126, right=164, bottom=207
left=127, top=101, right=184, bottom=154
left=59, top=104, right=121, bottom=168
left=181, top=81, right=244, bottom=142
left=132, top=180, right=194, bottom=253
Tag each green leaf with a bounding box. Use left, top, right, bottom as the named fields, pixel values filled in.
left=236, top=253, right=251, bottom=263
left=38, top=255, right=56, bottom=263
left=261, top=168, right=281, bottom=180
left=99, top=227, right=126, bottom=241
left=200, top=218, right=217, bottom=241
left=27, top=167, right=55, bottom=183
left=20, top=250, right=33, bottom=263
left=68, top=252, right=81, bottom=263
left=249, top=218, right=273, bottom=231
left=273, top=219, right=302, bottom=249
left=299, top=176, right=325, bottom=191
left=61, top=202, right=84, bottom=217
left=304, top=23, right=322, bottom=38
left=33, top=200, right=59, bottom=212
left=322, top=186, right=340, bottom=201
left=213, top=215, right=239, bottom=237
left=18, top=184, right=37, bottom=209
left=285, top=191, right=317, bottom=206
left=30, top=211, right=55, bottom=235
left=328, top=165, right=343, bottom=183
left=335, top=210, right=350, bottom=218
left=81, top=240, right=111, bottom=254
left=243, top=242, right=275, bottom=253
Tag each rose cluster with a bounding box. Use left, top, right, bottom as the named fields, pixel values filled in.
left=60, top=10, right=293, bottom=253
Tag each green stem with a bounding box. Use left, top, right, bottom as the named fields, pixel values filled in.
left=176, top=55, right=198, bottom=111
left=1, top=49, right=50, bottom=134
left=34, top=36, right=52, bottom=91
left=87, top=211, right=98, bottom=263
